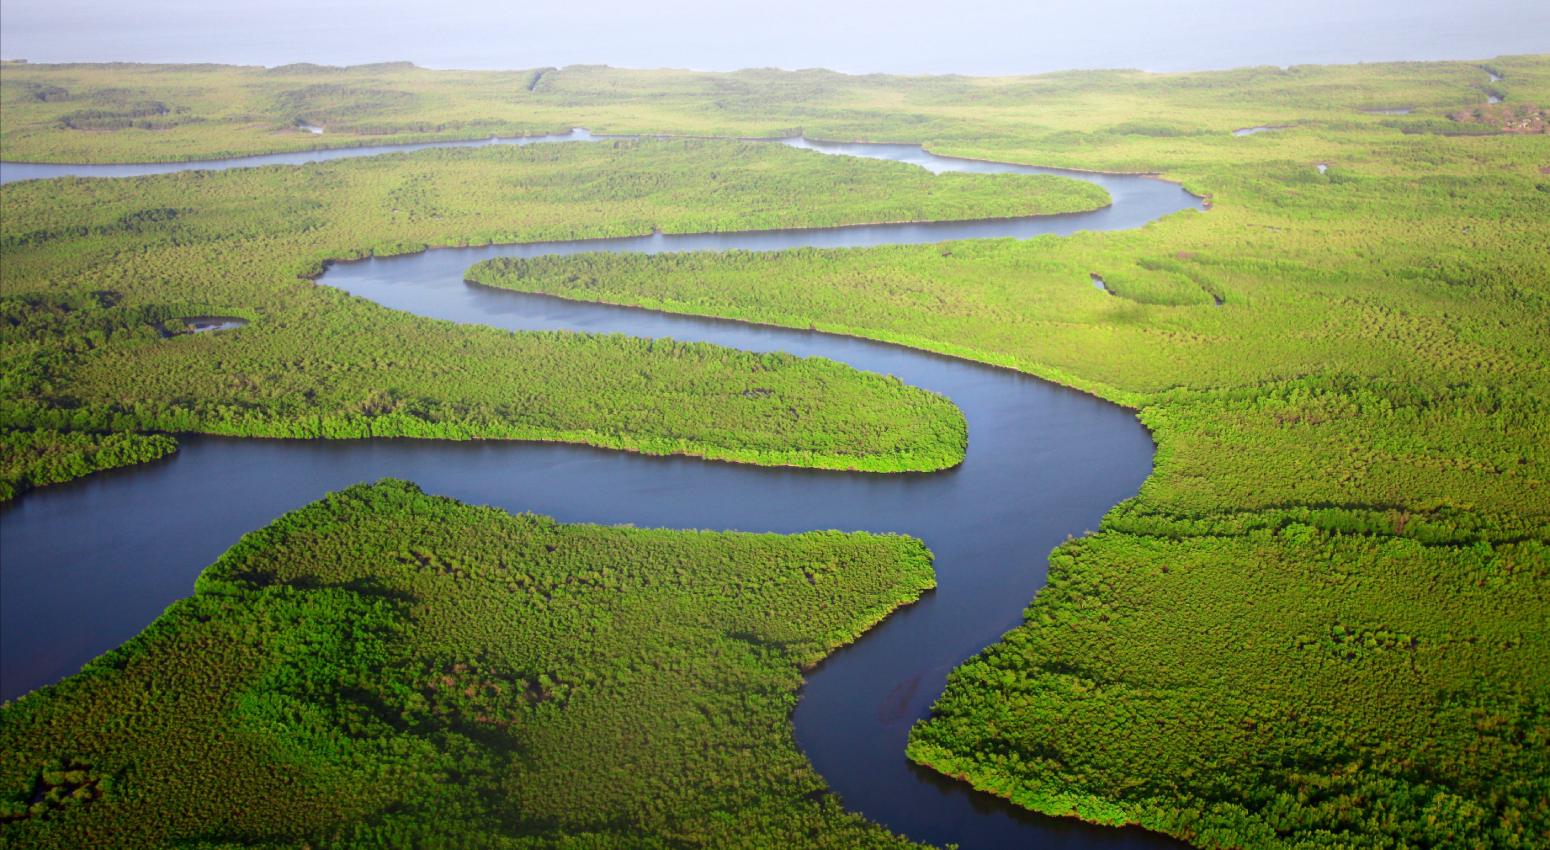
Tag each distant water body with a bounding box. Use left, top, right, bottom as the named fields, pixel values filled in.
left=1, top=1, right=1545, bottom=75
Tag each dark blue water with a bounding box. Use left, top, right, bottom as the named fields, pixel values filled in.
left=0, top=139, right=1200, bottom=848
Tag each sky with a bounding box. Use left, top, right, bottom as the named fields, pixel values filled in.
left=1, top=0, right=1547, bottom=75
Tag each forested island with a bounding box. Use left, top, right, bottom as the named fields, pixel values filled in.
left=0, top=480, right=936, bottom=848
left=1, top=56, right=1546, bottom=850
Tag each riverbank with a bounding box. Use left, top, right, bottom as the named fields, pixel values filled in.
left=0, top=480, right=941, bottom=849
left=2, top=57, right=1545, bottom=850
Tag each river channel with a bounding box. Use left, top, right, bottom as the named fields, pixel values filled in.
left=0, top=131, right=1202, bottom=848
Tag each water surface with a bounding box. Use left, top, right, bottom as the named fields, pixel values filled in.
left=1, top=138, right=1199, bottom=849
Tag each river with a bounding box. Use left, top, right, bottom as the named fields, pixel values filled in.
left=0, top=134, right=1201, bottom=849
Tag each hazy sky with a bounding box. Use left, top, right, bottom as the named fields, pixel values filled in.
left=1, top=0, right=1547, bottom=75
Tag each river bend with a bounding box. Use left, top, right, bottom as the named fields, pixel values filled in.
left=0, top=134, right=1201, bottom=849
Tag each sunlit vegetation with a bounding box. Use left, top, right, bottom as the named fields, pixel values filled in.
left=907, top=530, right=1548, bottom=849
left=0, top=480, right=935, bottom=848
left=450, top=62, right=1550, bottom=848
left=0, top=139, right=1124, bottom=494
left=2, top=57, right=1545, bottom=163
left=2, top=55, right=1548, bottom=848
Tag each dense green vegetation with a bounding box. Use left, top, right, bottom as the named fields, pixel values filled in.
left=450, top=62, right=1550, bottom=848
left=908, top=532, right=1548, bottom=848
left=0, top=139, right=1125, bottom=494
left=3, top=56, right=1548, bottom=848
left=0, top=428, right=176, bottom=499
left=0, top=480, right=934, bottom=848
left=2, top=58, right=1545, bottom=163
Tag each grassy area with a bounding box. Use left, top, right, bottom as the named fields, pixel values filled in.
left=0, top=138, right=1118, bottom=496
left=1, top=56, right=1547, bottom=847
left=906, top=532, right=1547, bottom=848
left=0, top=480, right=935, bottom=848
left=1, top=58, right=1544, bottom=163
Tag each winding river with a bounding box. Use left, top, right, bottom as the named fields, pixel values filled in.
left=0, top=132, right=1201, bottom=849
